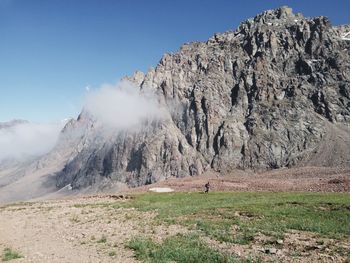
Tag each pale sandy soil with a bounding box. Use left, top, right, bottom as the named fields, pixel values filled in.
left=0, top=197, right=187, bottom=263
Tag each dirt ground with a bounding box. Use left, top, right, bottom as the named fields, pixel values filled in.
left=0, top=196, right=190, bottom=263
left=129, top=166, right=350, bottom=193
left=0, top=193, right=349, bottom=263
left=0, top=166, right=349, bottom=262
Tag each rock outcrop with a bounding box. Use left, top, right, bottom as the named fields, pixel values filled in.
left=55, top=6, right=350, bottom=190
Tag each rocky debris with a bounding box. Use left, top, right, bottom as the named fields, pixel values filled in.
left=264, top=247, right=277, bottom=254
left=276, top=239, right=284, bottom=245
left=328, top=178, right=345, bottom=184
left=54, top=6, right=350, bottom=191
left=82, top=194, right=133, bottom=200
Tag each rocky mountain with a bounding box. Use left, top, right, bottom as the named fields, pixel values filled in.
left=41, top=7, right=350, bottom=192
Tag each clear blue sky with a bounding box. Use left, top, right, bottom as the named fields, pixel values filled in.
left=1, top=0, right=349, bottom=122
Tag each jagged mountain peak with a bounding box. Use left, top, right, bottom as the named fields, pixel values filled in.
left=45, top=7, right=350, bottom=192
left=253, top=6, right=299, bottom=23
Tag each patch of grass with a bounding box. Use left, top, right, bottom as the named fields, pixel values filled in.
left=72, top=202, right=116, bottom=209
left=10, top=207, right=27, bottom=211
left=238, top=255, right=263, bottom=263
left=122, top=192, right=350, bottom=243
left=108, top=251, right=116, bottom=257
left=44, top=206, right=54, bottom=211
left=290, top=250, right=302, bottom=257
left=124, top=213, right=134, bottom=220
left=70, top=214, right=80, bottom=223
left=2, top=248, right=22, bottom=261
left=97, top=235, right=107, bottom=243
left=1, top=201, right=34, bottom=208
left=127, top=234, right=230, bottom=263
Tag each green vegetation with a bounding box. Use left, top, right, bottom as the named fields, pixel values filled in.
left=108, top=251, right=116, bottom=257
left=97, top=235, right=107, bottom=243
left=70, top=214, right=80, bottom=223
left=118, top=192, right=350, bottom=243
left=2, top=248, right=22, bottom=261
left=70, top=192, right=349, bottom=261
left=127, top=234, right=230, bottom=263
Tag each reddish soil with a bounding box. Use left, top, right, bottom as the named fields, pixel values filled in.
left=128, top=166, right=350, bottom=193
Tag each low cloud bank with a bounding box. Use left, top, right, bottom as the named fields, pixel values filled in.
left=84, top=81, right=165, bottom=129
left=0, top=81, right=165, bottom=162
left=0, top=121, right=64, bottom=161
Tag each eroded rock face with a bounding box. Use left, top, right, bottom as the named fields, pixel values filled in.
left=56, top=6, right=350, bottom=189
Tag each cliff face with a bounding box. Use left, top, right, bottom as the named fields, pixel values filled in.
left=56, top=7, right=350, bottom=190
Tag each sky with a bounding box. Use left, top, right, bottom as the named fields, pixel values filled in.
left=1, top=0, right=349, bottom=123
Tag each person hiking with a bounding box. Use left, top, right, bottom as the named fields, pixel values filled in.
left=204, top=181, right=210, bottom=193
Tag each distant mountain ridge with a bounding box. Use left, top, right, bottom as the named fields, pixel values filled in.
left=0, top=119, right=28, bottom=129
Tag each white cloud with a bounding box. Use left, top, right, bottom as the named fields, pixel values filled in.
left=0, top=81, right=166, bottom=162
left=84, top=80, right=166, bottom=130
left=0, top=121, right=64, bottom=161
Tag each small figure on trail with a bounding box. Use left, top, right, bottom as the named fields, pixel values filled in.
left=204, top=181, right=210, bottom=193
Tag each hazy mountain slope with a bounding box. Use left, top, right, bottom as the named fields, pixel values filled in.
left=54, top=6, right=350, bottom=191
left=0, top=119, right=79, bottom=203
